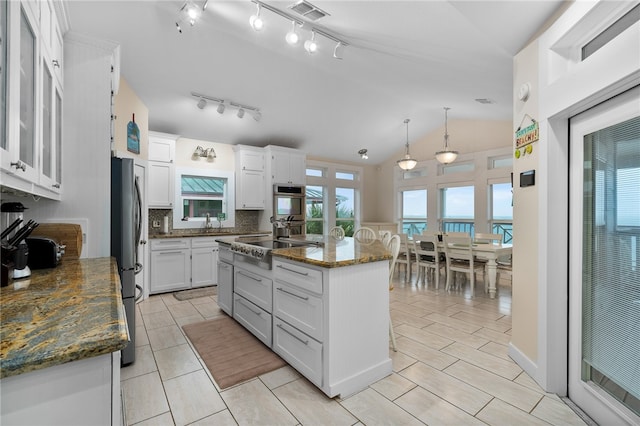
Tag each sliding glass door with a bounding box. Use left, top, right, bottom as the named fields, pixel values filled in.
left=569, top=86, right=640, bottom=425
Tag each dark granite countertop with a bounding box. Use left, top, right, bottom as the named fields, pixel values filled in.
left=150, top=230, right=271, bottom=239
left=0, top=257, right=129, bottom=379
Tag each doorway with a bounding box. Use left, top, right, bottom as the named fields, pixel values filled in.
left=568, top=86, right=640, bottom=425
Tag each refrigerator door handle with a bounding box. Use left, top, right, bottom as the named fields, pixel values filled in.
left=134, top=262, right=143, bottom=275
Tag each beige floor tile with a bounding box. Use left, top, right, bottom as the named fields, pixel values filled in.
left=531, top=396, right=587, bottom=425
left=391, top=309, right=435, bottom=328
left=400, top=362, right=492, bottom=415
left=163, top=370, right=227, bottom=426
left=190, top=409, right=238, bottom=426
left=513, top=371, right=547, bottom=394
left=395, top=324, right=454, bottom=351
left=135, top=324, right=150, bottom=347
left=121, top=344, right=157, bottom=381
left=425, top=312, right=483, bottom=334
left=193, top=301, right=225, bottom=318
left=340, top=388, right=423, bottom=425
left=190, top=295, right=216, bottom=305
left=395, top=336, right=458, bottom=370
left=139, top=297, right=168, bottom=315
left=147, top=324, right=187, bottom=350
left=259, top=365, right=301, bottom=390
left=445, top=361, right=543, bottom=412
left=174, top=314, right=206, bottom=330
left=121, top=371, right=169, bottom=425
left=155, top=343, right=202, bottom=381
left=451, top=311, right=512, bottom=333
left=167, top=301, right=200, bottom=319
left=422, top=323, right=489, bottom=349
left=478, top=341, right=511, bottom=361
left=144, top=310, right=177, bottom=330
left=221, top=379, right=298, bottom=425
left=444, top=303, right=505, bottom=321
left=476, top=397, right=549, bottom=426
left=395, top=386, right=486, bottom=425
left=133, top=412, right=175, bottom=426
left=160, top=292, right=182, bottom=306
left=273, top=378, right=358, bottom=425
left=370, top=372, right=417, bottom=400
left=390, top=349, right=418, bottom=372
left=472, top=327, right=512, bottom=346
left=390, top=301, right=431, bottom=317
left=441, top=342, right=521, bottom=380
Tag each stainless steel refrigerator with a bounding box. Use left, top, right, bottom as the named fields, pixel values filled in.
left=111, top=157, right=143, bottom=365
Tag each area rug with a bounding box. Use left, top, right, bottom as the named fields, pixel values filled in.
left=182, top=316, right=286, bottom=389
left=173, top=285, right=217, bottom=301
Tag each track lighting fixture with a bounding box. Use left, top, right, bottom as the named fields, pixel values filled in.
left=435, top=107, right=458, bottom=164
left=304, top=31, right=318, bottom=54
left=358, top=149, right=368, bottom=160
left=333, top=42, right=345, bottom=59
left=285, top=21, right=299, bottom=45
left=397, top=119, right=417, bottom=171
left=253, top=111, right=262, bottom=122
left=191, top=92, right=261, bottom=121
left=216, top=103, right=225, bottom=114
left=197, top=98, right=207, bottom=109
left=237, top=108, right=245, bottom=119
left=249, top=3, right=264, bottom=31
left=175, top=0, right=206, bottom=33
left=193, top=145, right=216, bottom=161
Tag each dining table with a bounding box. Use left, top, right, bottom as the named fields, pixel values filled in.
left=414, top=237, right=513, bottom=299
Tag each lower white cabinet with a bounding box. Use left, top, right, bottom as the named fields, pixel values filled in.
left=273, top=317, right=322, bottom=386
left=150, top=237, right=218, bottom=294
left=217, top=245, right=234, bottom=315
left=233, top=294, right=272, bottom=346
left=232, top=257, right=273, bottom=345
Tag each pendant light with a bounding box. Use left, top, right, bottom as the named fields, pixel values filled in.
left=397, top=119, right=417, bottom=171
left=435, top=107, right=458, bottom=164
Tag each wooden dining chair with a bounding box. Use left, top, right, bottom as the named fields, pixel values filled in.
left=413, top=233, right=443, bottom=288
left=395, top=233, right=412, bottom=282
left=353, top=227, right=377, bottom=241
left=385, top=234, right=401, bottom=351
left=474, top=233, right=503, bottom=245
left=442, top=234, right=485, bottom=296
left=379, top=230, right=392, bottom=247
left=329, top=226, right=345, bottom=240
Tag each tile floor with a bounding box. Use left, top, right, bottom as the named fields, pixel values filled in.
left=121, top=270, right=588, bottom=426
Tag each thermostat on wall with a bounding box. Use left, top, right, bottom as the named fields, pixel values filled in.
left=520, top=170, right=535, bottom=187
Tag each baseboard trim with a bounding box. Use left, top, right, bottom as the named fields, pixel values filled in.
left=508, top=342, right=539, bottom=382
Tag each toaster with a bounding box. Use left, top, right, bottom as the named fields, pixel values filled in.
left=26, top=237, right=65, bottom=269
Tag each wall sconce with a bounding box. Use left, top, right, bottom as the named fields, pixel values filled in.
left=193, top=145, right=217, bottom=161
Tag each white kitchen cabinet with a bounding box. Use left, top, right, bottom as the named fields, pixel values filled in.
left=267, top=146, right=306, bottom=186
left=148, top=132, right=177, bottom=208
left=217, top=245, right=234, bottom=315
left=150, top=238, right=190, bottom=293
left=191, top=237, right=218, bottom=288
left=234, top=145, right=265, bottom=210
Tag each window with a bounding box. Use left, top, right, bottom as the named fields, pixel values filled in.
left=441, top=161, right=474, bottom=175
left=401, top=189, right=427, bottom=237
left=336, top=171, right=356, bottom=180
left=173, top=167, right=235, bottom=229
left=306, top=167, right=324, bottom=178
left=336, top=187, right=355, bottom=237
left=490, top=182, right=513, bottom=243
left=441, top=185, right=475, bottom=233
left=306, top=185, right=325, bottom=235
left=582, top=3, right=639, bottom=60
left=489, top=155, right=513, bottom=170
left=403, top=167, right=427, bottom=179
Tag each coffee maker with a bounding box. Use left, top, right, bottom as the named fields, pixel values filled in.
left=1, top=202, right=37, bottom=283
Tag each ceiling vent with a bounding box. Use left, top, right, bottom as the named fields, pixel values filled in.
left=289, top=0, right=330, bottom=21
left=475, top=98, right=496, bottom=104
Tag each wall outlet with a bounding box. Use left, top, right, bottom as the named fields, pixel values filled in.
left=152, top=220, right=161, bottom=228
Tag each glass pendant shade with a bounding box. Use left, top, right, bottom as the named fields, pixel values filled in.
left=435, top=107, right=458, bottom=164
left=397, top=118, right=417, bottom=170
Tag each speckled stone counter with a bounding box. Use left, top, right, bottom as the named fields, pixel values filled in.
left=150, top=230, right=271, bottom=239
left=0, top=257, right=129, bottom=379
left=272, top=236, right=391, bottom=268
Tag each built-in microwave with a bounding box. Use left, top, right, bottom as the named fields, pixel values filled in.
left=273, top=185, right=305, bottom=221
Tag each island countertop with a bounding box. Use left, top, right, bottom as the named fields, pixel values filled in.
left=0, top=257, right=129, bottom=379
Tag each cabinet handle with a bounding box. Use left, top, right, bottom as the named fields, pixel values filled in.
left=238, top=298, right=261, bottom=316
left=158, top=250, right=183, bottom=255
left=52, top=59, right=60, bottom=68
left=10, top=161, right=26, bottom=171
left=276, top=287, right=309, bottom=301
left=276, top=264, right=309, bottom=276
left=140, top=240, right=147, bottom=245
left=237, top=270, right=262, bottom=282
left=277, top=323, right=309, bottom=345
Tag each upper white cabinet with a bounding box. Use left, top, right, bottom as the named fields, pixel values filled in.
left=148, top=132, right=177, bottom=208
left=267, top=146, right=306, bottom=186
left=1, top=0, right=66, bottom=199
left=234, top=145, right=265, bottom=210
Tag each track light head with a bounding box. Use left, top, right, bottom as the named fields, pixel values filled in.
left=217, top=103, right=225, bottom=114
left=253, top=111, right=262, bottom=122
left=304, top=31, right=318, bottom=54
left=333, top=42, right=345, bottom=60
left=358, top=149, right=368, bottom=160
left=237, top=108, right=245, bottom=119
left=285, top=21, right=299, bottom=45
left=197, top=98, right=207, bottom=109
left=249, top=4, right=264, bottom=31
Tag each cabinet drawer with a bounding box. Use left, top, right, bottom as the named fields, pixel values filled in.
left=233, top=295, right=272, bottom=347
left=191, top=237, right=218, bottom=249
left=273, top=318, right=322, bottom=387
left=274, top=282, right=323, bottom=341
left=273, top=260, right=323, bottom=295
left=218, top=246, right=234, bottom=262
left=150, top=238, right=189, bottom=251
left=234, top=267, right=272, bottom=312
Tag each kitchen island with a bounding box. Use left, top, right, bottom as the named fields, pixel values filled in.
left=0, top=257, right=129, bottom=425
left=215, top=235, right=393, bottom=398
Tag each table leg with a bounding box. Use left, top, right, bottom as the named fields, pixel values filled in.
left=486, top=259, right=497, bottom=299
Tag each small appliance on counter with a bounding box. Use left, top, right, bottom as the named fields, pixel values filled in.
left=26, top=237, right=65, bottom=269
left=1, top=202, right=39, bottom=283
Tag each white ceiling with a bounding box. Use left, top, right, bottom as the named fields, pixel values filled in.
left=65, top=0, right=565, bottom=164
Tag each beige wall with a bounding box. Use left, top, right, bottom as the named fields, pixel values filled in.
left=174, top=137, right=235, bottom=171
left=113, top=78, right=149, bottom=159
left=511, top=41, right=540, bottom=363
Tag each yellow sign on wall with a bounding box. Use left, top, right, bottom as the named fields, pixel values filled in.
left=515, top=122, right=539, bottom=148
